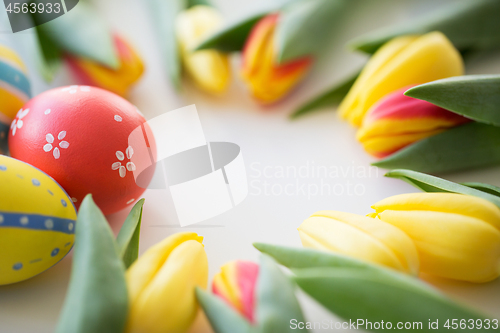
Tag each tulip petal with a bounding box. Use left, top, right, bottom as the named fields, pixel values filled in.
left=241, top=14, right=312, bottom=104
left=372, top=192, right=500, bottom=230
left=67, top=35, right=144, bottom=96
left=299, top=211, right=419, bottom=275
left=340, top=32, right=463, bottom=126
left=126, top=239, right=208, bottom=333
left=377, top=209, right=500, bottom=282
left=126, top=232, right=204, bottom=305
left=176, top=6, right=231, bottom=94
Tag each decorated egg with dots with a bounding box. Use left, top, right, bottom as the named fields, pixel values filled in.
left=0, top=44, right=31, bottom=154
left=0, top=155, right=76, bottom=285
left=8, top=85, right=155, bottom=215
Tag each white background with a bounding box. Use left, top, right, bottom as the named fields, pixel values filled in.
left=1, top=0, right=500, bottom=332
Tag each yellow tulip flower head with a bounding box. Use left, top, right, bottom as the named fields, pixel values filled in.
left=125, top=232, right=208, bottom=333
left=339, top=32, right=464, bottom=126
left=176, top=5, right=231, bottom=94
left=298, top=210, right=419, bottom=275
left=372, top=193, right=500, bottom=283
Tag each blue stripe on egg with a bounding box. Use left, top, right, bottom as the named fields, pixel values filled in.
left=0, top=60, right=31, bottom=98
left=0, top=212, right=75, bottom=234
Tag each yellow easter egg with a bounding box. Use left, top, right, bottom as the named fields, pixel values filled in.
left=0, top=155, right=76, bottom=285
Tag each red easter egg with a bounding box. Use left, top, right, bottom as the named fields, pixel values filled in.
left=9, top=85, right=155, bottom=215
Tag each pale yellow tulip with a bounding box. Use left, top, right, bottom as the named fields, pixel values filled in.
left=372, top=193, right=500, bottom=283
left=176, top=5, right=230, bottom=94
left=298, top=210, right=419, bottom=275
left=126, top=232, right=208, bottom=333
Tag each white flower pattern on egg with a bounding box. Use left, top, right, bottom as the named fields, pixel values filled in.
left=61, top=85, right=91, bottom=94
left=43, top=131, right=70, bottom=159
left=10, top=108, right=30, bottom=136
left=112, top=146, right=136, bottom=178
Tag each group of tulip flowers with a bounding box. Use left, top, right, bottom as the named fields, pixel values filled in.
left=56, top=174, right=500, bottom=333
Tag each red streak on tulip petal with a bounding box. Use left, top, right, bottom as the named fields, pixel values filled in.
left=236, top=261, right=259, bottom=322
left=366, top=85, right=470, bottom=124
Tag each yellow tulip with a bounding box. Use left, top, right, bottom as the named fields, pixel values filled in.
left=298, top=210, right=419, bottom=275
left=66, top=34, right=144, bottom=97
left=176, top=5, right=231, bottom=94
left=125, top=232, right=208, bottom=333
left=339, top=32, right=464, bottom=126
left=372, top=193, right=500, bottom=283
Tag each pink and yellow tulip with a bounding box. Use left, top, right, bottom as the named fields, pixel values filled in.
left=212, top=260, right=259, bottom=322
left=66, top=34, right=144, bottom=97
left=357, top=86, right=470, bottom=157
left=241, top=14, right=312, bottom=104
left=125, top=232, right=208, bottom=333
left=339, top=32, right=464, bottom=126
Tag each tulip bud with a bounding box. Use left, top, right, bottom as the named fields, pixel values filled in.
left=357, top=85, right=471, bottom=157
left=339, top=32, right=463, bottom=126
left=241, top=14, right=312, bottom=104
left=298, top=210, right=419, bottom=275
left=212, top=260, right=259, bottom=322
left=125, top=232, right=208, bottom=333
left=176, top=5, right=231, bottom=94
left=372, top=193, right=500, bottom=283
left=66, top=34, right=144, bottom=97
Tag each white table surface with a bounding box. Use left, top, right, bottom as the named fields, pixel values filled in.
left=1, top=0, right=500, bottom=332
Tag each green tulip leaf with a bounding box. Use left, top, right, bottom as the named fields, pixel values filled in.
left=290, top=70, right=359, bottom=119
left=194, top=12, right=267, bottom=52
left=254, top=242, right=377, bottom=271
left=255, top=255, right=308, bottom=333
left=461, top=182, right=500, bottom=197
left=37, top=1, right=118, bottom=69
left=149, top=0, right=186, bottom=90
left=293, top=267, right=491, bottom=332
left=275, top=0, right=347, bottom=63
left=373, top=122, right=500, bottom=174
left=405, top=75, right=500, bottom=127
left=349, top=0, right=500, bottom=54
left=55, top=195, right=128, bottom=333
left=34, top=25, right=63, bottom=82
left=195, top=288, right=252, bottom=333
left=187, top=0, right=211, bottom=7
left=116, top=199, right=144, bottom=269
left=385, top=169, right=500, bottom=209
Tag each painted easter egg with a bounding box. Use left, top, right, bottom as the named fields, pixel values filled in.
left=8, top=85, right=154, bottom=215
left=0, top=155, right=76, bottom=285
left=0, top=45, right=31, bottom=154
